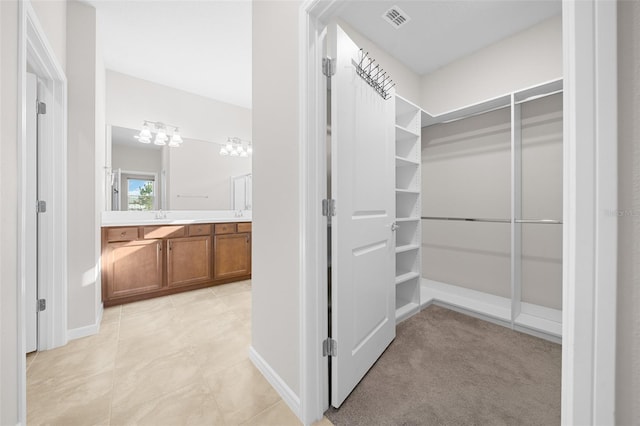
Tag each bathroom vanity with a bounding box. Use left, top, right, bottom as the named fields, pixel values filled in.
left=101, top=211, right=251, bottom=306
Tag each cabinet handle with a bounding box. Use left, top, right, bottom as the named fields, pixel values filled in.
left=168, top=241, right=172, bottom=251
left=246, top=235, right=249, bottom=243
left=120, top=232, right=126, bottom=237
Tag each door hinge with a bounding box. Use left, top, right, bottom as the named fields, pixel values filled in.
left=323, top=338, right=337, bottom=357
left=322, top=199, right=336, bottom=217
left=37, top=299, right=46, bottom=312
left=36, top=200, right=47, bottom=213
left=37, top=101, right=47, bottom=115
left=322, top=57, right=336, bottom=77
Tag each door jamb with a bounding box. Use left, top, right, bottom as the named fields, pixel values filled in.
left=17, top=0, right=68, bottom=422
left=299, top=0, right=618, bottom=424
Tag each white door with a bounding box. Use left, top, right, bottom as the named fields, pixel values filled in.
left=330, top=24, right=396, bottom=408
left=25, top=73, right=39, bottom=352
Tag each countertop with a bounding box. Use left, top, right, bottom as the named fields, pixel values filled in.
left=102, top=210, right=252, bottom=227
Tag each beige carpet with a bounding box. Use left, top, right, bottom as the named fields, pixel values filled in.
left=325, top=305, right=561, bottom=426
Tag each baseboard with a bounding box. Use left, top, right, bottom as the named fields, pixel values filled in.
left=66, top=304, right=103, bottom=341
left=249, top=346, right=302, bottom=420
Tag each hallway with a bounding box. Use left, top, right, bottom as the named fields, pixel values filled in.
left=26, top=281, right=321, bottom=425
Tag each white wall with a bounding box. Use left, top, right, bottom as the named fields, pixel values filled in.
left=66, top=0, right=100, bottom=331
left=252, top=0, right=300, bottom=399
left=30, top=0, right=66, bottom=72
left=420, top=16, right=562, bottom=114
left=336, top=19, right=422, bottom=106
left=105, top=71, right=252, bottom=210
left=617, top=1, right=640, bottom=423
left=106, top=70, right=251, bottom=146
left=168, top=138, right=250, bottom=210
left=0, top=2, right=20, bottom=423
left=112, top=144, right=162, bottom=175
left=422, top=108, right=512, bottom=297
left=94, top=1, right=106, bottom=330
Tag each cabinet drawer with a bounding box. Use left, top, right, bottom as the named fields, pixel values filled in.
left=237, top=222, right=252, bottom=233
left=188, top=224, right=211, bottom=237
left=106, top=227, right=139, bottom=242
left=143, top=225, right=185, bottom=239
left=214, top=223, right=236, bottom=234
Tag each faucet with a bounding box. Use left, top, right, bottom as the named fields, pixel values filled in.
left=235, top=210, right=243, bottom=218
left=155, top=210, right=167, bottom=220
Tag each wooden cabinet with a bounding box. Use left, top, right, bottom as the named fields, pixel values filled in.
left=103, top=239, right=163, bottom=299
left=102, top=221, right=251, bottom=306
left=214, top=232, right=251, bottom=280
left=167, top=236, right=212, bottom=287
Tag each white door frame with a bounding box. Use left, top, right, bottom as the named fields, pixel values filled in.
left=17, top=0, right=68, bottom=422
left=298, top=1, right=618, bottom=424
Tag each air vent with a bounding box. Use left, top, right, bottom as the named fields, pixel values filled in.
left=383, top=5, right=411, bottom=29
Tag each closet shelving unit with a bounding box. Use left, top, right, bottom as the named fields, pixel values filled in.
left=394, top=95, right=422, bottom=323
left=417, top=78, right=564, bottom=342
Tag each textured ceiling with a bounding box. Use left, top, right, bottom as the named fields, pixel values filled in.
left=336, top=0, right=562, bottom=75
left=89, top=0, right=252, bottom=109
left=89, top=1, right=561, bottom=110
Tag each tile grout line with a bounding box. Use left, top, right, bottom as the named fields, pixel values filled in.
left=106, top=306, right=122, bottom=426
left=239, top=399, right=290, bottom=426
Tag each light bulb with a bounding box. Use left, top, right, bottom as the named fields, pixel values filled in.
left=226, top=142, right=233, bottom=151
left=171, top=130, right=183, bottom=145
left=136, top=135, right=152, bottom=144
left=139, top=123, right=152, bottom=139
left=247, top=145, right=253, bottom=154
left=230, top=148, right=239, bottom=156
left=168, top=139, right=180, bottom=148
left=220, top=147, right=228, bottom=156
left=154, top=134, right=167, bottom=146
left=240, top=150, right=248, bottom=158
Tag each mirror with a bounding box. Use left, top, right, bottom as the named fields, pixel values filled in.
left=108, top=125, right=251, bottom=211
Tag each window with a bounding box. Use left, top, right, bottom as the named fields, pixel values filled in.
left=124, top=173, right=156, bottom=211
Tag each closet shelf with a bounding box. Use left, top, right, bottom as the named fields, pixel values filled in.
left=514, top=313, right=562, bottom=338
left=396, top=244, right=420, bottom=253
left=396, top=94, right=421, bottom=117
left=396, top=217, right=420, bottom=223
left=395, top=271, right=420, bottom=285
left=395, top=125, right=420, bottom=141
left=395, top=156, right=419, bottom=167
left=395, top=188, right=419, bottom=195
left=394, top=93, right=422, bottom=324
left=395, top=302, right=420, bottom=322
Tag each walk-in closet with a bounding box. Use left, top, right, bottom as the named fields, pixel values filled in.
left=318, top=1, right=565, bottom=422
left=412, top=80, right=563, bottom=341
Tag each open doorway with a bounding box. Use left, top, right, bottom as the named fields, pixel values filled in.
left=18, top=1, right=69, bottom=421
left=295, top=0, right=618, bottom=424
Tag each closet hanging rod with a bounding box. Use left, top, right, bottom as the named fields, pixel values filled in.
left=514, top=89, right=564, bottom=105
left=421, top=216, right=562, bottom=224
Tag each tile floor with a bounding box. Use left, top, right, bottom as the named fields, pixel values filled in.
left=26, top=280, right=333, bottom=426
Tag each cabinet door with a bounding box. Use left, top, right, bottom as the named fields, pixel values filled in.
left=167, top=236, right=213, bottom=287
left=105, top=239, right=163, bottom=299
left=214, top=232, right=251, bottom=280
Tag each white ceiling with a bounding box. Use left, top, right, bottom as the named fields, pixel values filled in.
left=89, top=0, right=252, bottom=109
left=336, top=0, right=562, bottom=75
left=89, top=1, right=560, bottom=112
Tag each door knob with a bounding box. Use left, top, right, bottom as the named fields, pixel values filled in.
left=391, top=222, right=399, bottom=232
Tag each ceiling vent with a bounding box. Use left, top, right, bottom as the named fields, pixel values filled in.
left=382, top=6, right=411, bottom=29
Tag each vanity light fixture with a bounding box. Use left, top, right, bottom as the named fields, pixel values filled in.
left=219, top=136, right=252, bottom=157
left=135, top=121, right=183, bottom=147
